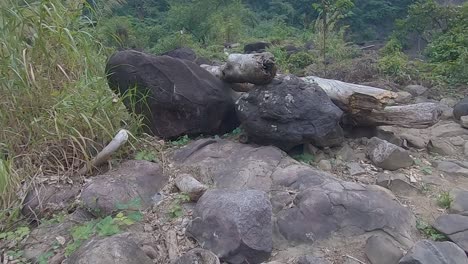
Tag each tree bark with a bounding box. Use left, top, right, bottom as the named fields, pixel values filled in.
left=301, top=76, right=398, bottom=113
left=201, top=52, right=277, bottom=85
left=301, top=76, right=442, bottom=128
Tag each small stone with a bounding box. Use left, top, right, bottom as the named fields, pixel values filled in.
left=461, top=116, right=468, bottom=129
left=437, top=161, right=468, bottom=177
left=399, top=240, right=468, bottom=264
left=450, top=190, right=468, bottom=215
left=428, top=139, right=457, bottom=156
left=440, top=98, right=458, bottom=108
left=348, top=162, right=366, bottom=176
left=173, top=248, right=220, bottom=264
left=336, top=143, right=356, bottom=161
left=395, top=91, right=413, bottom=104
left=367, top=137, right=413, bottom=171
left=318, top=160, right=332, bottom=171
left=403, top=85, right=428, bottom=96
left=376, top=173, right=418, bottom=196
left=433, top=214, right=468, bottom=253
left=449, top=136, right=465, bottom=146
left=365, top=235, right=404, bottom=264
left=175, top=174, right=208, bottom=201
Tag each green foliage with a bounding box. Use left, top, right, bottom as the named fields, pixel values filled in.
left=416, top=219, right=447, bottom=241
left=0, top=226, right=30, bottom=244
left=223, top=127, right=243, bottom=138
left=437, top=192, right=453, bottom=209
left=378, top=49, right=411, bottom=83
left=38, top=251, right=54, bottom=264
left=169, top=193, right=190, bottom=219
left=293, top=153, right=315, bottom=164
left=65, top=209, right=142, bottom=256
left=135, top=150, right=158, bottom=162
left=288, top=51, right=316, bottom=75
left=170, top=135, right=190, bottom=147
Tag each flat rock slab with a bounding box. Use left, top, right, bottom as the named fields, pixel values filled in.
left=365, top=235, right=403, bottom=264
left=399, top=240, right=468, bottom=264
left=433, top=214, right=468, bottom=253
left=187, top=189, right=273, bottom=264
left=376, top=173, right=418, bottom=197
left=81, top=160, right=168, bottom=216
left=22, top=184, right=81, bottom=219
left=367, top=137, right=413, bottom=171
left=173, top=139, right=417, bottom=248
left=436, top=161, right=468, bottom=177
left=450, top=189, right=468, bottom=215
left=66, top=233, right=153, bottom=264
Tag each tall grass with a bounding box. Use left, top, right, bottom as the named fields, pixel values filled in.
left=0, top=0, right=138, bottom=224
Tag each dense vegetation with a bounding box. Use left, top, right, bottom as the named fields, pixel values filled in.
left=0, top=0, right=467, bottom=227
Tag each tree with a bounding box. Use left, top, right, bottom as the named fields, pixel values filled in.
left=312, top=0, right=354, bottom=72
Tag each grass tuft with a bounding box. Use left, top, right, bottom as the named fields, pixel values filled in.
left=0, top=0, right=140, bottom=227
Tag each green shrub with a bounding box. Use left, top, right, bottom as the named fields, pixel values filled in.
left=288, top=51, right=316, bottom=75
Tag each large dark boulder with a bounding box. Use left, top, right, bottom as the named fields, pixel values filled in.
left=453, top=96, right=468, bottom=121
left=106, top=50, right=238, bottom=139
left=236, top=75, right=344, bottom=150
left=162, top=47, right=211, bottom=65
left=244, top=41, right=271, bottom=54
left=399, top=240, right=468, bottom=264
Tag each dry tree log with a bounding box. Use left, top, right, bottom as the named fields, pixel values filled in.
left=201, top=52, right=277, bottom=85
left=301, top=76, right=442, bottom=128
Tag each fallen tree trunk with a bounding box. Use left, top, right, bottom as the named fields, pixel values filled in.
left=301, top=76, right=397, bottom=113
left=354, top=103, right=443, bottom=128
left=301, top=76, right=441, bottom=128
left=201, top=52, right=277, bottom=85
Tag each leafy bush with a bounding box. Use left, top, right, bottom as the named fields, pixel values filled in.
left=288, top=51, right=316, bottom=75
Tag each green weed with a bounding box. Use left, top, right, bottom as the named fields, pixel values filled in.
left=135, top=150, right=158, bottom=162
left=170, top=135, right=190, bottom=147
left=437, top=192, right=453, bottom=209
left=293, top=153, right=315, bottom=164
left=169, top=193, right=190, bottom=219
left=416, top=219, right=447, bottom=241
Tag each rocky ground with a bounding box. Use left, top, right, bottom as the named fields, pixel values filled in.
left=2, top=108, right=468, bottom=264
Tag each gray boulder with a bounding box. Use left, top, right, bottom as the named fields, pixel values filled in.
left=365, top=235, right=404, bottom=264
left=450, top=189, right=468, bottom=215
left=22, top=184, right=80, bottom=219
left=453, top=96, right=468, bottom=121
left=66, top=233, right=153, bottom=264
left=461, top=116, right=468, bottom=129
left=244, top=41, right=271, bottom=54
left=187, top=189, right=273, bottom=264
left=162, top=47, right=211, bottom=65
left=399, top=240, right=468, bottom=264
left=106, top=50, right=238, bottom=139
left=296, top=255, right=330, bottom=264
left=367, top=137, right=413, bottom=170
left=81, top=160, right=168, bottom=216
left=433, top=214, right=468, bottom=253
left=236, top=75, right=344, bottom=150
left=276, top=183, right=415, bottom=246
left=403, top=85, right=428, bottom=96
left=428, top=139, right=457, bottom=156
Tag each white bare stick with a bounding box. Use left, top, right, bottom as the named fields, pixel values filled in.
left=77, top=129, right=129, bottom=175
